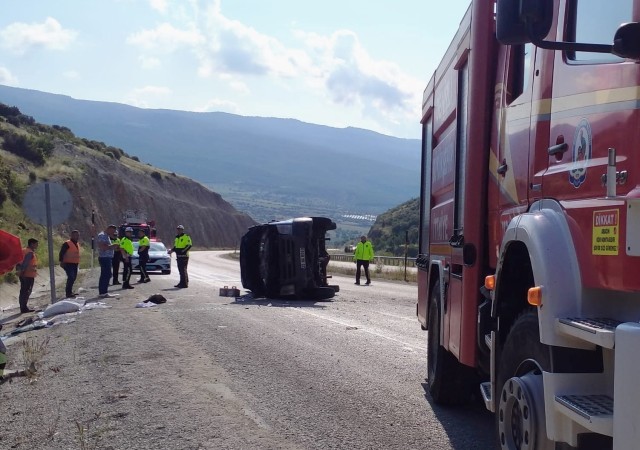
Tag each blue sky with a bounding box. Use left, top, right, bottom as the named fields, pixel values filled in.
left=0, top=0, right=470, bottom=139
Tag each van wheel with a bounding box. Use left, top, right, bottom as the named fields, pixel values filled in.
left=427, top=281, right=474, bottom=405
left=496, top=311, right=554, bottom=450
left=308, top=287, right=335, bottom=300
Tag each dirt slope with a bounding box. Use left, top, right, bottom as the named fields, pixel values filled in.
left=49, top=142, right=256, bottom=248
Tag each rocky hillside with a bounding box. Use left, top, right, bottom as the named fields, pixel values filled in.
left=0, top=104, right=255, bottom=249
left=367, top=198, right=419, bottom=257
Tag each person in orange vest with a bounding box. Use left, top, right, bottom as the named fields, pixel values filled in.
left=59, top=230, right=81, bottom=298
left=17, top=238, right=38, bottom=313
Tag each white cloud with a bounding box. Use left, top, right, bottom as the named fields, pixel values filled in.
left=63, top=70, right=80, bottom=80
left=195, top=98, right=239, bottom=114
left=124, top=85, right=172, bottom=108
left=127, top=23, right=204, bottom=53
left=199, top=4, right=312, bottom=78
left=148, top=0, right=168, bottom=14
left=125, top=1, right=420, bottom=134
left=295, top=29, right=422, bottom=123
left=134, top=85, right=172, bottom=96
left=229, top=80, right=249, bottom=95
left=0, top=17, right=77, bottom=55
left=139, top=55, right=161, bottom=69
left=0, top=67, right=18, bottom=86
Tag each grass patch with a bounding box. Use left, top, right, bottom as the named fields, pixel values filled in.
left=21, top=335, right=50, bottom=381
left=34, top=157, right=83, bottom=180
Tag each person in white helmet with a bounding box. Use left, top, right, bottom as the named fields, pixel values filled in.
left=169, top=224, right=192, bottom=288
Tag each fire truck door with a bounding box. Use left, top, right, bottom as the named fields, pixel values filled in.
left=542, top=2, right=634, bottom=205
left=496, top=44, right=535, bottom=220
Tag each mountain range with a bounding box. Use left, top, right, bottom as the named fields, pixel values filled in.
left=0, top=85, right=420, bottom=225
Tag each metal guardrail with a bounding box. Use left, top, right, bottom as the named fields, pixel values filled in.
left=329, top=253, right=417, bottom=268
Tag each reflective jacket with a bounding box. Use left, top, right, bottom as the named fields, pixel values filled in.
left=20, top=247, right=38, bottom=278
left=61, top=240, right=81, bottom=264
left=138, top=236, right=150, bottom=256
left=173, top=233, right=192, bottom=257
left=353, top=241, right=374, bottom=261
left=120, top=237, right=134, bottom=256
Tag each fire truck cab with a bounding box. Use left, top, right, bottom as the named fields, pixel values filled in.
left=418, top=1, right=640, bottom=449
left=119, top=210, right=156, bottom=242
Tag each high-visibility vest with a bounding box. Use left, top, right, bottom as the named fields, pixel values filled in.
left=174, top=234, right=192, bottom=257
left=138, top=236, right=150, bottom=251
left=353, top=241, right=374, bottom=261
left=120, top=237, right=134, bottom=256
left=62, top=240, right=81, bottom=264
left=20, top=248, right=37, bottom=278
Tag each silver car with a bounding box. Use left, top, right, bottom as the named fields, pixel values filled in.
left=131, top=241, right=171, bottom=275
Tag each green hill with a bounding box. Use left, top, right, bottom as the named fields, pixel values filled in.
left=0, top=102, right=255, bottom=282
left=0, top=85, right=420, bottom=223
left=368, top=198, right=419, bottom=257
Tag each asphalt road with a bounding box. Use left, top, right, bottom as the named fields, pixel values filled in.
left=1, top=250, right=494, bottom=449
left=170, top=251, right=494, bottom=449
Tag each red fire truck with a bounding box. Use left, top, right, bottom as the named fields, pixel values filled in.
left=417, top=1, right=640, bottom=448
left=119, top=210, right=157, bottom=242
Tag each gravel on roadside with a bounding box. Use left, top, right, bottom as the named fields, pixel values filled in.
left=0, top=268, right=299, bottom=450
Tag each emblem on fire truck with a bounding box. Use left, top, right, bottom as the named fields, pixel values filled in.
left=569, top=119, right=592, bottom=188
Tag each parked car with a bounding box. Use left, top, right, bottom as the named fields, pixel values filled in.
left=344, top=244, right=356, bottom=253
left=131, top=241, right=171, bottom=275
left=240, top=216, right=340, bottom=300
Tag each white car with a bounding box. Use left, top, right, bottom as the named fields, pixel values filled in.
left=131, top=241, right=171, bottom=275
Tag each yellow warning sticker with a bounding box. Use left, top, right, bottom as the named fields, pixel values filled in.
left=592, top=209, right=619, bottom=255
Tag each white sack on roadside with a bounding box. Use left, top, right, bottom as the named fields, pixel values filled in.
left=41, top=300, right=83, bottom=318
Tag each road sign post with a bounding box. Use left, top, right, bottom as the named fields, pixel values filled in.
left=23, top=182, right=72, bottom=304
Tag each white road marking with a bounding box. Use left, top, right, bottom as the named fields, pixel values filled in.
left=292, top=308, right=427, bottom=352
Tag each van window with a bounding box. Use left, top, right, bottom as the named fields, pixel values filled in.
left=567, top=0, right=634, bottom=62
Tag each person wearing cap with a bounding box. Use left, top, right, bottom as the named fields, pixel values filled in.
left=97, top=224, right=120, bottom=298
left=110, top=227, right=122, bottom=285
left=59, top=229, right=81, bottom=298
left=137, top=229, right=151, bottom=283
left=119, top=227, right=135, bottom=289
left=169, top=224, right=192, bottom=288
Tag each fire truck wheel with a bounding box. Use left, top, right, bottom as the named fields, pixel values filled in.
left=496, top=311, right=554, bottom=450
left=427, top=281, right=474, bottom=405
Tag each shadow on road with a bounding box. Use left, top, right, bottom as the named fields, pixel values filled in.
left=421, top=382, right=495, bottom=449
left=229, top=293, right=329, bottom=309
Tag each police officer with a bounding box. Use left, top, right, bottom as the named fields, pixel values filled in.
left=169, top=224, right=192, bottom=288
left=120, top=227, right=135, bottom=290
left=110, top=228, right=122, bottom=285
left=137, top=229, right=151, bottom=283
left=353, top=235, right=374, bottom=285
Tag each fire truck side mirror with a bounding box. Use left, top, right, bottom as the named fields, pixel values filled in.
left=496, top=0, right=553, bottom=45
left=612, top=23, right=640, bottom=60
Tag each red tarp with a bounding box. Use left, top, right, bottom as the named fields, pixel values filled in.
left=0, top=230, right=23, bottom=275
